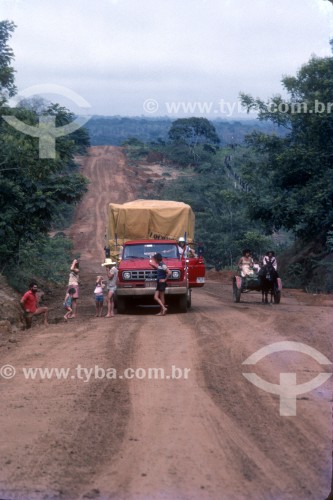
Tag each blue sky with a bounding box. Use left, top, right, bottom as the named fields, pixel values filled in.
left=1, top=0, right=333, bottom=118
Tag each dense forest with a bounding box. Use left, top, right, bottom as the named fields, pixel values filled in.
left=86, top=115, right=278, bottom=147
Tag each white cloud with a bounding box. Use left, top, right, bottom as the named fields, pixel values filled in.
left=1, top=0, right=333, bottom=116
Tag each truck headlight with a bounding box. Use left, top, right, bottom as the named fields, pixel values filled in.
left=123, top=271, right=131, bottom=280
left=172, top=270, right=181, bottom=279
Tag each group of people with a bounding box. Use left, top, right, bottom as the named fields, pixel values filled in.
left=63, top=258, right=119, bottom=320
left=238, top=249, right=278, bottom=279
left=21, top=240, right=276, bottom=327
left=20, top=257, right=119, bottom=328
left=19, top=237, right=205, bottom=326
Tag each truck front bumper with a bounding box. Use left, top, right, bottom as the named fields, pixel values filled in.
left=116, top=286, right=188, bottom=296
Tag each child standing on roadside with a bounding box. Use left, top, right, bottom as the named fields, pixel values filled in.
left=94, top=275, right=105, bottom=317
left=63, top=287, right=76, bottom=320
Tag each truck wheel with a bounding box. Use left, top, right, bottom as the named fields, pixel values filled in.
left=178, top=294, right=188, bottom=313
left=116, top=296, right=127, bottom=314
left=187, top=289, right=192, bottom=309
left=233, top=283, right=241, bottom=303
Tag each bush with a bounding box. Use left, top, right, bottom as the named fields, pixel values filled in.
left=5, top=234, right=75, bottom=293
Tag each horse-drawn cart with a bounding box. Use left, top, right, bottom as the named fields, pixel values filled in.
left=232, top=272, right=282, bottom=304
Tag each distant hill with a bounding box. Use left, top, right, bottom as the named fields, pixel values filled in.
left=85, top=115, right=281, bottom=146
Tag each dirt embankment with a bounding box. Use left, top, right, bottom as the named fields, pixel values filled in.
left=0, top=146, right=332, bottom=500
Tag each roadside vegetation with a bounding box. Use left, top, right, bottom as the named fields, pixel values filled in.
left=123, top=125, right=288, bottom=271
left=0, top=20, right=89, bottom=288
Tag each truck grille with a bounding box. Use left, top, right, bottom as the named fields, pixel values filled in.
left=121, top=269, right=180, bottom=281
left=130, top=270, right=156, bottom=280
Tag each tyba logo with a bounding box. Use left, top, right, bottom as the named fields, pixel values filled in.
left=242, top=341, right=332, bottom=416
left=2, top=84, right=91, bottom=159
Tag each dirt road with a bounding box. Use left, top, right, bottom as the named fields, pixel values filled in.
left=0, top=147, right=332, bottom=500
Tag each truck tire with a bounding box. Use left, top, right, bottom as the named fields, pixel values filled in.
left=116, top=296, right=127, bottom=314
left=187, top=288, right=192, bottom=309
left=178, top=293, right=188, bottom=313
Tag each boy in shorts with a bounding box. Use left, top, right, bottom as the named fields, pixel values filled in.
left=149, top=253, right=172, bottom=316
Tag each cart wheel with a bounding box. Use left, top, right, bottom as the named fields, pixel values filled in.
left=274, top=290, right=281, bottom=304
left=233, top=282, right=241, bottom=303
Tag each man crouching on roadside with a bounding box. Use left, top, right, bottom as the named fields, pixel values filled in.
left=20, top=281, right=49, bottom=329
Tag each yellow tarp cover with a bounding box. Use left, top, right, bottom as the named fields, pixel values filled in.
left=107, top=200, right=195, bottom=244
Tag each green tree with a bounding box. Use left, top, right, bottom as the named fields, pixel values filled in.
left=168, top=117, right=220, bottom=165
left=0, top=21, right=89, bottom=273
left=239, top=50, right=333, bottom=242
left=0, top=103, right=89, bottom=266
left=0, top=20, right=16, bottom=102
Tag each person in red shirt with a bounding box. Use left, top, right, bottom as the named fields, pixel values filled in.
left=20, top=282, right=49, bottom=329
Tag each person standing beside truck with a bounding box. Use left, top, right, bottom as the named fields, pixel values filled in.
left=149, top=253, right=172, bottom=316
left=102, top=258, right=118, bottom=317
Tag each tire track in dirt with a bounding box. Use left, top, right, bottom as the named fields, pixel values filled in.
left=0, top=146, right=146, bottom=500
left=0, top=319, right=142, bottom=499
left=91, top=310, right=295, bottom=500
left=180, top=289, right=332, bottom=499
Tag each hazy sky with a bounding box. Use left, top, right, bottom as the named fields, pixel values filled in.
left=1, top=0, right=333, bottom=118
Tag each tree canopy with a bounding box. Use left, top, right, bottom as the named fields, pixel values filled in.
left=0, top=20, right=16, bottom=102
left=168, top=117, right=220, bottom=146
left=167, top=117, right=220, bottom=165
left=239, top=52, right=333, bottom=243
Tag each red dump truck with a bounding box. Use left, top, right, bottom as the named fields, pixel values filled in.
left=106, top=200, right=205, bottom=313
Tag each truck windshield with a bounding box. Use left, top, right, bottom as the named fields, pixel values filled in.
left=123, top=243, right=178, bottom=260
